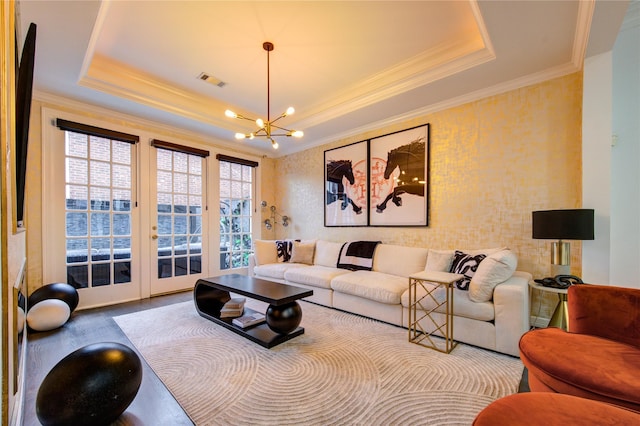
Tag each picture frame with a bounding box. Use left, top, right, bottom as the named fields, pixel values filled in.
left=324, top=140, right=369, bottom=227
left=369, top=124, right=429, bottom=226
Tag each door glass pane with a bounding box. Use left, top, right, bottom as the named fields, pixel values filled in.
left=219, top=161, right=253, bottom=270
left=155, top=148, right=205, bottom=279
left=64, top=131, right=133, bottom=289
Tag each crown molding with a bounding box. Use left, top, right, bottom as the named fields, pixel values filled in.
left=277, top=61, right=580, bottom=158
left=572, top=0, right=595, bottom=69
left=33, top=90, right=267, bottom=158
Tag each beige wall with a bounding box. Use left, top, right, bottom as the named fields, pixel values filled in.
left=272, top=73, right=583, bottom=310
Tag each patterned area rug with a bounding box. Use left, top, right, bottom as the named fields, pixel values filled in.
left=114, top=301, right=523, bottom=425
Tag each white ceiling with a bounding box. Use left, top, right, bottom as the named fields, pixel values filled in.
left=16, top=1, right=630, bottom=157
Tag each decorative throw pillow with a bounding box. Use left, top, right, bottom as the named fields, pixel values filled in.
left=290, top=241, right=315, bottom=265
left=425, top=249, right=455, bottom=272
left=469, top=249, right=518, bottom=303
left=314, top=240, right=344, bottom=267
left=253, top=240, right=278, bottom=265
left=275, top=240, right=299, bottom=262
left=449, top=250, right=487, bottom=290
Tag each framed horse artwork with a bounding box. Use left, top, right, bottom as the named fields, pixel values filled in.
left=324, top=140, right=369, bottom=227
left=369, top=124, right=429, bottom=227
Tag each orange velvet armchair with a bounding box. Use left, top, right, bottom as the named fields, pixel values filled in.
left=519, top=283, right=640, bottom=412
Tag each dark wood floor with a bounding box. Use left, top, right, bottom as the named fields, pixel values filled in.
left=24, top=291, right=195, bottom=426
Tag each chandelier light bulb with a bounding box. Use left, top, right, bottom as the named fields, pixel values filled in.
left=225, top=110, right=237, bottom=118
left=271, top=141, right=279, bottom=149
left=249, top=133, right=255, bottom=139
left=235, top=133, right=246, bottom=139
left=285, top=107, right=295, bottom=116
left=256, top=118, right=264, bottom=128
left=292, top=130, right=304, bottom=138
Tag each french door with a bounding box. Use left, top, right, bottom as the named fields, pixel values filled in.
left=43, top=120, right=142, bottom=308
left=43, top=112, right=211, bottom=307
left=149, top=144, right=208, bottom=295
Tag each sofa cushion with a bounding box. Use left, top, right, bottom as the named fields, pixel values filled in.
left=450, top=250, right=487, bottom=290
left=331, top=271, right=408, bottom=304
left=253, top=240, right=277, bottom=266
left=290, top=241, right=315, bottom=265
left=284, top=265, right=351, bottom=289
left=400, top=285, right=495, bottom=321
left=425, top=249, right=454, bottom=272
left=469, top=249, right=518, bottom=303
left=373, top=244, right=429, bottom=277
left=253, top=263, right=308, bottom=280
left=314, top=240, right=343, bottom=267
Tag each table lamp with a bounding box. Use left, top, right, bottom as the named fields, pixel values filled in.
left=532, top=209, right=594, bottom=276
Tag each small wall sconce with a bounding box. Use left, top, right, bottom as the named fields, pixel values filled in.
left=261, top=201, right=289, bottom=230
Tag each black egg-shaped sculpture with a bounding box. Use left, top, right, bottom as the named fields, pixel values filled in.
left=36, top=342, right=143, bottom=426
left=28, top=282, right=79, bottom=313
left=266, top=301, right=302, bottom=334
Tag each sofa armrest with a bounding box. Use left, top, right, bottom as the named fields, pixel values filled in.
left=493, top=271, right=532, bottom=356
left=568, top=284, right=640, bottom=348
left=248, top=254, right=256, bottom=277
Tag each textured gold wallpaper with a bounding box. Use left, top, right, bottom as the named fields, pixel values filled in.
left=270, top=73, right=583, bottom=319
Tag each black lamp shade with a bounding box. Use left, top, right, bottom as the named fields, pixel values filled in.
left=532, top=209, right=594, bottom=240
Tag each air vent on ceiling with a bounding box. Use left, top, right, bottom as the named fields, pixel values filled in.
left=197, top=72, right=226, bottom=88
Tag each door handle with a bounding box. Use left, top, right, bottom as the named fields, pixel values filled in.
left=151, top=235, right=158, bottom=240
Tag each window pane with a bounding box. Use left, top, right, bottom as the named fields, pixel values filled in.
left=113, top=189, right=131, bottom=211
left=175, top=257, right=188, bottom=276
left=66, top=133, right=87, bottom=158
left=231, top=163, right=241, bottom=180
left=66, top=185, right=88, bottom=210
left=189, top=156, right=201, bottom=175
left=90, top=187, right=110, bottom=211
left=113, top=164, right=131, bottom=189
left=67, top=239, right=88, bottom=263
left=66, top=158, right=88, bottom=184
left=92, top=263, right=111, bottom=286
left=67, top=265, right=88, bottom=289
left=113, top=214, right=131, bottom=236
left=158, top=258, right=172, bottom=278
left=158, top=237, right=172, bottom=257
left=174, top=173, right=188, bottom=194
left=66, top=213, right=88, bottom=236
left=190, top=256, right=202, bottom=274
left=157, top=149, right=172, bottom=171
left=90, top=136, right=111, bottom=161
left=174, top=152, right=188, bottom=173
left=91, top=238, right=111, bottom=261
left=158, top=215, right=172, bottom=234
left=112, top=141, right=131, bottom=165
left=174, top=194, right=187, bottom=213
left=190, top=235, right=202, bottom=254
left=114, top=262, right=131, bottom=284
left=174, top=236, right=187, bottom=255
left=90, top=161, right=111, bottom=186
left=157, top=192, right=172, bottom=213
left=157, top=171, right=172, bottom=193
left=91, top=213, right=111, bottom=236
left=114, top=238, right=131, bottom=259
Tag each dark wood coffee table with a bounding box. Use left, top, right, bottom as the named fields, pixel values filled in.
left=194, top=274, right=313, bottom=348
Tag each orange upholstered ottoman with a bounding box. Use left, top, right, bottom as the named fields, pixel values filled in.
left=519, top=327, right=640, bottom=412
left=473, top=393, right=640, bottom=425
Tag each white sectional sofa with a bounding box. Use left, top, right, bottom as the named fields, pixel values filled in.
left=248, top=239, right=531, bottom=357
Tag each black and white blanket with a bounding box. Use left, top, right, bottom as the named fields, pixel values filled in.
left=337, top=241, right=381, bottom=271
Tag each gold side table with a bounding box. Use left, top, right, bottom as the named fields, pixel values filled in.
left=528, top=280, right=569, bottom=330
left=408, top=271, right=464, bottom=353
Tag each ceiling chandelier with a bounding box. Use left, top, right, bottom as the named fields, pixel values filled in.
left=225, top=41, right=303, bottom=150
